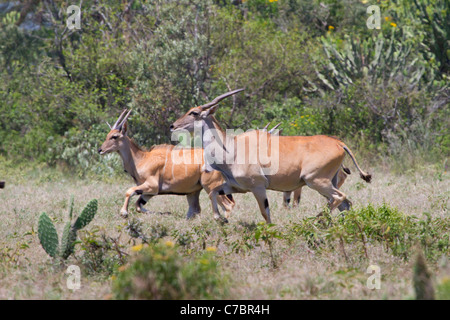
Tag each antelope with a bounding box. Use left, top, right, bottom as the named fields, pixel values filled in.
left=170, top=89, right=371, bottom=223
left=261, top=123, right=351, bottom=210
left=98, top=110, right=235, bottom=219
left=283, top=165, right=350, bottom=209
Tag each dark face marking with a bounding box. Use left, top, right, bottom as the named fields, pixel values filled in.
left=264, top=198, right=269, bottom=209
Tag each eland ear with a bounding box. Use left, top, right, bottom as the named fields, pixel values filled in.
left=121, top=122, right=128, bottom=135
left=201, top=104, right=220, bottom=117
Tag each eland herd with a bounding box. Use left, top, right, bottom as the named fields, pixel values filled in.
left=99, top=89, right=371, bottom=223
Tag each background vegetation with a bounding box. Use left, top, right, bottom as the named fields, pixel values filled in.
left=0, top=167, right=448, bottom=299
left=0, top=0, right=448, bottom=301
left=0, top=0, right=448, bottom=175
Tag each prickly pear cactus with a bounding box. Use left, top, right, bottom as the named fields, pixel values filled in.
left=60, top=222, right=77, bottom=260
left=38, top=212, right=59, bottom=258
left=74, top=199, right=98, bottom=231
left=38, top=198, right=98, bottom=260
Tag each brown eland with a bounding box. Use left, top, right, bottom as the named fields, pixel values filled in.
left=260, top=123, right=351, bottom=210
left=99, top=110, right=235, bottom=219
left=170, top=89, right=371, bottom=223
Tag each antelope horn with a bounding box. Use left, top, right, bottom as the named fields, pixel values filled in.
left=268, top=122, right=282, bottom=134
left=262, top=122, right=271, bottom=131
left=117, top=109, right=132, bottom=130
left=106, top=121, right=112, bottom=129
left=200, top=88, right=244, bottom=110
left=112, top=109, right=128, bottom=129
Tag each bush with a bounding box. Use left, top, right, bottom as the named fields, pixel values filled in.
left=290, top=203, right=450, bottom=261
left=0, top=0, right=448, bottom=172
left=112, top=241, right=227, bottom=300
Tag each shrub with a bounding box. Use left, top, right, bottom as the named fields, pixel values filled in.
left=290, top=203, right=450, bottom=261
left=112, top=241, right=227, bottom=300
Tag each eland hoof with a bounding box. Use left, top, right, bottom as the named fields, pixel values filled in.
left=120, top=210, right=129, bottom=219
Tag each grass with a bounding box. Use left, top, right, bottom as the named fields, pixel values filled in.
left=0, top=164, right=448, bottom=300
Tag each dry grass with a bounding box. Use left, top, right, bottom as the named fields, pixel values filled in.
left=0, top=165, right=448, bottom=300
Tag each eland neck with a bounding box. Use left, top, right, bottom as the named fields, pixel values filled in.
left=200, top=116, right=230, bottom=154
left=117, top=137, right=145, bottom=184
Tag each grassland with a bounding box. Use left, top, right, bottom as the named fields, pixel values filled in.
left=0, top=163, right=448, bottom=300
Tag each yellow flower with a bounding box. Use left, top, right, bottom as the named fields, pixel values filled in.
left=165, top=240, right=175, bottom=248
left=268, top=0, right=278, bottom=2
left=390, top=22, right=397, bottom=27
left=131, top=244, right=143, bottom=252
left=328, top=25, right=335, bottom=30
left=385, top=17, right=390, bottom=21
left=206, top=246, right=217, bottom=252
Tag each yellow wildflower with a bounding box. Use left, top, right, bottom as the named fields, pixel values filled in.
left=206, top=246, right=217, bottom=252
left=390, top=22, right=397, bottom=27
left=131, top=244, right=143, bottom=252
left=165, top=240, right=175, bottom=248
left=328, top=25, right=335, bottom=30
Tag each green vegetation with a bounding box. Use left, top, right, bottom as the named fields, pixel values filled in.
left=0, top=0, right=448, bottom=175
left=112, top=241, right=227, bottom=300
left=290, top=203, right=450, bottom=261
left=0, top=0, right=449, bottom=301
left=0, top=168, right=448, bottom=299
left=38, top=198, right=98, bottom=260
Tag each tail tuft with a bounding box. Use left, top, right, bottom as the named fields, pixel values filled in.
left=360, top=173, right=372, bottom=183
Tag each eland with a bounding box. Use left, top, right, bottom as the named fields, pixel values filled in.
left=98, top=110, right=235, bottom=219
left=170, top=89, right=371, bottom=223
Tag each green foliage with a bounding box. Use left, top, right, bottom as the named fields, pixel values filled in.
left=319, top=30, right=427, bottom=89
left=0, top=0, right=448, bottom=172
left=37, top=199, right=98, bottom=260
left=436, top=277, right=450, bottom=300
left=112, top=241, right=227, bottom=300
left=254, top=222, right=282, bottom=268
left=60, top=221, right=77, bottom=260
left=290, top=203, right=450, bottom=261
left=77, top=229, right=127, bottom=275
left=37, top=213, right=60, bottom=259
left=74, top=198, right=98, bottom=230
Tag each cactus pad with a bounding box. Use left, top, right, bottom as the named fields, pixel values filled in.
left=74, top=199, right=98, bottom=231
left=38, top=212, right=59, bottom=258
